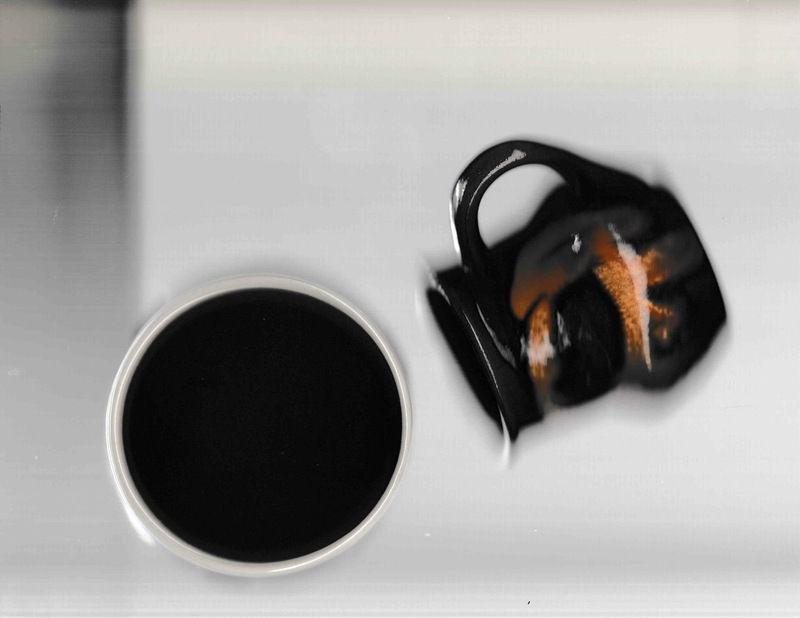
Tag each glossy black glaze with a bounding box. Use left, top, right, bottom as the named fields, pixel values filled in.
left=123, top=289, right=402, bottom=563
left=429, top=141, right=726, bottom=439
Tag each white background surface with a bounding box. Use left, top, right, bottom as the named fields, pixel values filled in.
left=3, top=1, right=800, bottom=614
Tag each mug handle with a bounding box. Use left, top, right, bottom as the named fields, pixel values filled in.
left=451, top=140, right=620, bottom=274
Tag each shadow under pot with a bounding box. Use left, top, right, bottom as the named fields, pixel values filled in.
left=428, top=140, right=726, bottom=439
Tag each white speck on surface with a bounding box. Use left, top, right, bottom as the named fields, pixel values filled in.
left=424, top=532, right=431, bottom=537
left=7, top=368, right=22, bottom=377
left=52, top=203, right=60, bottom=226
left=571, top=233, right=581, bottom=254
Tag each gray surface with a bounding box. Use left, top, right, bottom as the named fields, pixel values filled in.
left=2, top=1, right=800, bottom=614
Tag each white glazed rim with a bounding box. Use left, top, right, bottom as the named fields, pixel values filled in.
left=106, top=275, right=412, bottom=577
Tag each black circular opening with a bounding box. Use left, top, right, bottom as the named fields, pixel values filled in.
left=122, top=287, right=403, bottom=563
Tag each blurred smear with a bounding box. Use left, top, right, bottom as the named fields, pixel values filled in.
left=0, top=0, right=136, bottom=572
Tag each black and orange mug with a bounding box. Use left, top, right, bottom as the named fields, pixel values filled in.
left=428, top=140, right=726, bottom=439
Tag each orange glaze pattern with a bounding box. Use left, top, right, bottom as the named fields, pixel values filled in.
left=511, top=224, right=677, bottom=389
left=525, top=301, right=555, bottom=399
left=593, top=227, right=652, bottom=368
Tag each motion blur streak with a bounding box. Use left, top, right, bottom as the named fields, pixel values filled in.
left=0, top=0, right=136, bottom=580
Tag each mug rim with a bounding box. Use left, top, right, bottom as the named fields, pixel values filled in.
left=106, top=274, right=412, bottom=577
